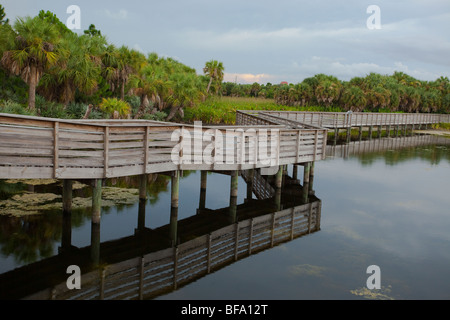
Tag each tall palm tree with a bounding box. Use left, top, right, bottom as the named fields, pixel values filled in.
left=203, top=60, right=224, bottom=95
left=101, top=45, right=140, bottom=100
left=129, top=62, right=168, bottom=118
left=341, top=85, right=367, bottom=112
left=315, top=79, right=342, bottom=107
left=1, top=16, right=60, bottom=110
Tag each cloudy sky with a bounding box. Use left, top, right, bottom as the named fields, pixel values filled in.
left=3, top=0, right=450, bottom=84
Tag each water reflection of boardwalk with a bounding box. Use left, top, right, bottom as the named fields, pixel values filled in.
left=326, top=134, right=450, bottom=159
left=0, top=174, right=321, bottom=300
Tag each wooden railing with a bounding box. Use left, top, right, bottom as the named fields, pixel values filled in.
left=0, top=113, right=328, bottom=180
left=240, top=110, right=450, bottom=129
left=24, top=200, right=321, bottom=300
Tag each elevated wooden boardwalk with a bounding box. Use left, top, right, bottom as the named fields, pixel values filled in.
left=0, top=113, right=328, bottom=180
left=1, top=110, right=448, bottom=180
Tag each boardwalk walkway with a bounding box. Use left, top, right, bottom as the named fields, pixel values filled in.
left=2, top=110, right=448, bottom=180
left=0, top=112, right=327, bottom=180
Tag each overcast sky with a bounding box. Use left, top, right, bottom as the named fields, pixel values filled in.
left=3, top=0, right=450, bottom=84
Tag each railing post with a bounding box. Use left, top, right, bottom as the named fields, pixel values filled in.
left=104, top=126, right=110, bottom=178
left=144, top=126, right=149, bottom=174
left=53, top=122, right=59, bottom=179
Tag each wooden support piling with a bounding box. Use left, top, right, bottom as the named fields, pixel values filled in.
left=92, top=179, right=102, bottom=225
left=171, top=171, right=180, bottom=208
left=275, top=166, right=283, bottom=189
left=309, top=162, right=315, bottom=196
left=302, top=163, right=311, bottom=204
left=139, top=174, right=147, bottom=201
left=293, top=165, right=298, bottom=181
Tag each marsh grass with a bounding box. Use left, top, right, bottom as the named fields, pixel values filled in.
left=184, top=96, right=343, bottom=124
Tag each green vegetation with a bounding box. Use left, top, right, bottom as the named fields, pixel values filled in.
left=0, top=6, right=213, bottom=122
left=99, top=98, right=131, bottom=119
left=222, top=72, right=450, bottom=115
left=432, top=123, right=450, bottom=130
left=184, top=96, right=343, bottom=124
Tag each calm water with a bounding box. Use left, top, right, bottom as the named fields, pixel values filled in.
left=1, top=134, right=449, bottom=300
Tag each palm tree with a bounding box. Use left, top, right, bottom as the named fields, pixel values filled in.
left=203, top=60, right=224, bottom=95
left=101, top=45, right=140, bottom=100
left=166, top=72, right=204, bottom=121
left=315, top=79, right=342, bottom=107
left=0, top=4, right=9, bottom=25
left=1, top=16, right=60, bottom=110
left=341, top=85, right=367, bottom=112
left=39, top=32, right=106, bottom=107
left=129, top=62, right=168, bottom=118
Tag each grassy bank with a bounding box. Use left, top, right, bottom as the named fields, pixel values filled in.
left=184, top=96, right=343, bottom=125
left=431, top=123, right=450, bottom=130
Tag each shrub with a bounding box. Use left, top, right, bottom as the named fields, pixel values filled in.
left=99, top=98, right=131, bottom=119
left=141, top=111, right=167, bottom=122
left=0, top=100, right=36, bottom=116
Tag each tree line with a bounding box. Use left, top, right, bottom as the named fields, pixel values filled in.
left=222, top=72, right=450, bottom=114
left=0, top=7, right=225, bottom=121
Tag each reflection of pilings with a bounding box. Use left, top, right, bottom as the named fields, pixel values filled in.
left=170, top=171, right=180, bottom=245
left=170, top=207, right=178, bottom=246
left=245, top=169, right=254, bottom=202
left=62, top=180, right=72, bottom=214
left=25, top=199, right=322, bottom=300
left=137, top=199, right=146, bottom=232
left=91, top=179, right=102, bottom=265
left=199, top=171, right=207, bottom=210
left=229, top=171, right=238, bottom=223
left=137, top=175, right=148, bottom=233
left=61, top=180, right=73, bottom=253
left=90, top=222, right=101, bottom=265
left=326, top=134, right=448, bottom=158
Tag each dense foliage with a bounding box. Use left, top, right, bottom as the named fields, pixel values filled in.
left=0, top=6, right=219, bottom=121
left=222, top=72, right=450, bottom=114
